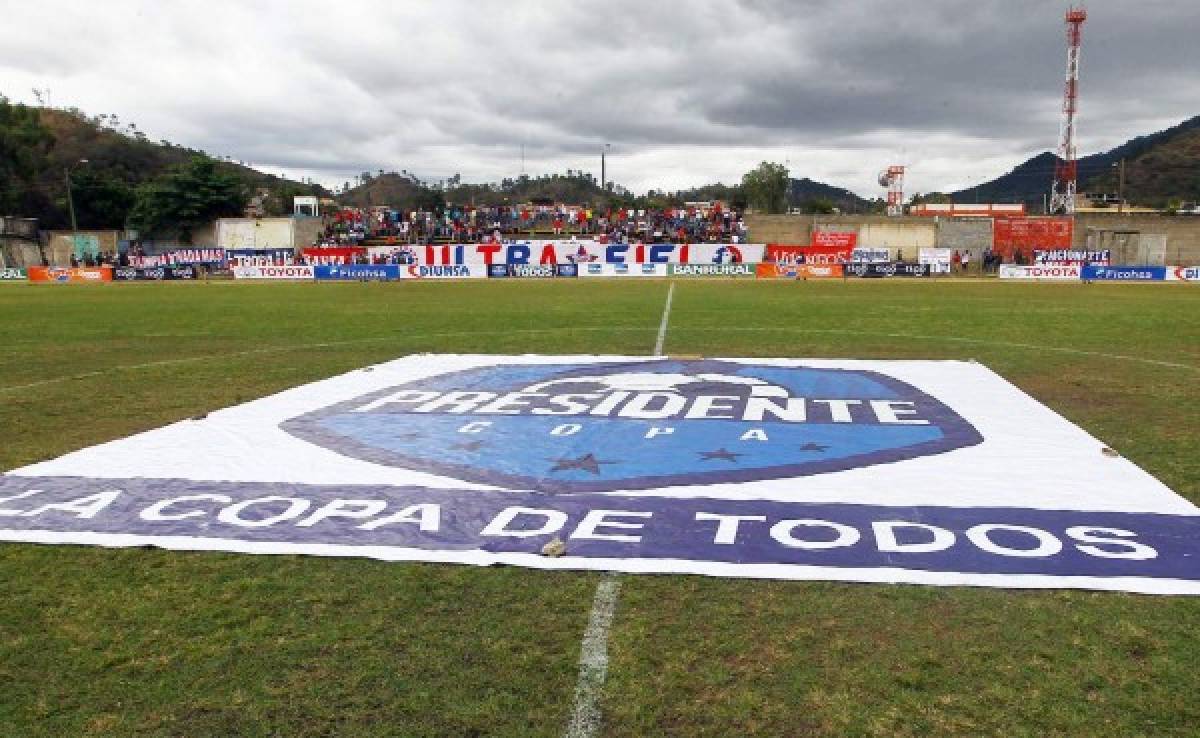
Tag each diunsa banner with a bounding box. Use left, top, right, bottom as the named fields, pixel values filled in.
left=4, top=356, right=1198, bottom=595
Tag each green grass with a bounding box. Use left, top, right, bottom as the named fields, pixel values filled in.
left=0, top=279, right=1198, bottom=737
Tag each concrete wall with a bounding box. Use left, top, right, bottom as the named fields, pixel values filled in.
left=1075, top=213, right=1200, bottom=265
left=747, top=214, right=937, bottom=257
left=44, top=230, right=120, bottom=265
left=749, top=213, right=1200, bottom=266
left=294, top=216, right=325, bottom=248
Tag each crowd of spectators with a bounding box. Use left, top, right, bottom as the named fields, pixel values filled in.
left=314, top=203, right=747, bottom=247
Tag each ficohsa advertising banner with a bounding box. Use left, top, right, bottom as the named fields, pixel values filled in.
left=999, top=264, right=1081, bottom=280
left=232, top=265, right=315, bottom=280
left=1081, top=266, right=1166, bottom=282
left=314, top=265, right=399, bottom=281
left=6, top=354, right=1200, bottom=595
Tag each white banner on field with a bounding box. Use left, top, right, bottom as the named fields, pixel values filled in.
left=999, top=264, right=1081, bottom=280
left=919, top=248, right=952, bottom=274
left=1166, top=266, right=1200, bottom=282
left=4, top=355, right=1197, bottom=594
left=232, top=265, right=315, bottom=280
left=577, top=263, right=669, bottom=278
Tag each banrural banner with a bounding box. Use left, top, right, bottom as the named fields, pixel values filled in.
left=5, top=355, right=1198, bottom=595
left=0, top=268, right=27, bottom=280
left=668, top=263, right=756, bottom=278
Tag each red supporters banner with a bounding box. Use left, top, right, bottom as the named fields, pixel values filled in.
left=812, top=231, right=857, bottom=249
left=302, top=247, right=367, bottom=265
left=993, top=217, right=1073, bottom=261
left=766, top=244, right=852, bottom=266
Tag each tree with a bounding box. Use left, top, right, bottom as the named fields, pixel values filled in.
left=741, top=161, right=789, bottom=214
left=0, top=95, right=54, bottom=215
left=67, top=169, right=136, bottom=229
left=128, top=156, right=247, bottom=240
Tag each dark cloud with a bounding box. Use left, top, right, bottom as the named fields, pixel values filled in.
left=1, top=0, right=1196, bottom=197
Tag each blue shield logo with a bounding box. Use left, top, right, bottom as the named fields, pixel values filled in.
left=280, top=360, right=983, bottom=492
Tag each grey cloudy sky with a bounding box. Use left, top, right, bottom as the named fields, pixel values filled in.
left=2, top=0, right=1197, bottom=198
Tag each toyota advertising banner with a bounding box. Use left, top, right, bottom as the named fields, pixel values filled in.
left=5, top=355, right=1199, bottom=595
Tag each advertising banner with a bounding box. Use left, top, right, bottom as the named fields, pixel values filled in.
left=1035, top=249, right=1111, bottom=266
left=397, top=264, right=483, bottom=279
left=128, top=248, right=225, bottom=267
left=489, top=264, right=579, bottom=278
left=314, top=265, right=399, bottom=281
left=579, top=263, right=669, bottom=278
left=766, top=244, right=852, bottom=266
left=0, top=268, right=27, bottom=281
left=1166, top=266, right=1200, bottom=282
left=999, top=265, right=1081, bottom=280
left=993, top=217, right=1073, bottom=262
left=813, top=231, right=858, bottom=250
left=919, top=248, right=953, bottom=274
left=112, top=266, right=199, bottom=281
left=851, top=248, right=890, bottom=263
left=27, top=267, right=113, bottom=283
left=1081, top=266, right=1166, bottom=282
left=5, top=355, right=1198, bottom=595
left=232, top=265, right=315, bottom=280
left=668, top=263, right=757, bottom=278
left=846, top=263, right=930, bottom=278
left=756, top=263, right=797, bottom=279
left=796, top=264, right=844, bottom=279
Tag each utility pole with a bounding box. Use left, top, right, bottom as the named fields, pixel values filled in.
left=1049, top=7, right=1087, bottom=215
left=1116, top=158, right=1126, bottom=213
left=65, top=158, right=89, bottom=236
left=601, top=143, right=611, bottom=193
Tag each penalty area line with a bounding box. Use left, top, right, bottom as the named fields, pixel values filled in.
left=565, top=281, right=673, bottom=737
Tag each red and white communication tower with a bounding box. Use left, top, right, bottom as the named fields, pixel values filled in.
left=1050, top=6, right=1087, bottom=214
left=878, top=166, right=905, bottom=216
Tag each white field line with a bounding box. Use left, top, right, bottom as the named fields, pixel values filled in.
left=2, top=321, right=1194, bottom=396
left=564, top=282, right=673, bottom=737
left=563, top=576, right=622, bottom=738
left=652, top=281, right=676, bottom=357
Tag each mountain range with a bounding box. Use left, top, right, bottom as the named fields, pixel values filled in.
left=951, top=114, right=1200, bottom=210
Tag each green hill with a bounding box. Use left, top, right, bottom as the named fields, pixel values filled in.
left=951, top=114, right=1200, bottom=210
left=0, top=98, right=326, bottom=229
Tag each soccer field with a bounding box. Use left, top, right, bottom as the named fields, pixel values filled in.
left=1, top=279, right=1198, bottom=737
